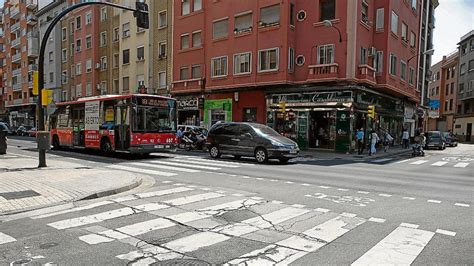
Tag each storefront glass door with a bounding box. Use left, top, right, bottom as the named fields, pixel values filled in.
left=309, top=111, right=336, bottom=149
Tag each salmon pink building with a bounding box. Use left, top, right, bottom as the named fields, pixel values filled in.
left=172, top=0, right=435, bottom=152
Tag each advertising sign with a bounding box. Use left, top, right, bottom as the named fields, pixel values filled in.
left=85, top=101, right=100, bottom=131
left=335, top=111, right=351, bottom=153
left=429, top=99, right=440, bottom=109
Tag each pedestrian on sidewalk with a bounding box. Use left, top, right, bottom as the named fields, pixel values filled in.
left=402, top=128, right=410, bottom=149
left=356, top=128, right=365, bottom=155
left=369, top=130, right=379, bottom=156
left=383, top=130, right=394, bottom=152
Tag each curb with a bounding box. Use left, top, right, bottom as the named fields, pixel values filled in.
left=298, top=149, right=412, bottom=160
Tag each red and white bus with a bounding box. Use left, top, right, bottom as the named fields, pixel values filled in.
left=49, top=94, right=178, bottom=155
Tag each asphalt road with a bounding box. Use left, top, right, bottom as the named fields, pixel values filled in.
left=1, top=137, right=473, bottom=265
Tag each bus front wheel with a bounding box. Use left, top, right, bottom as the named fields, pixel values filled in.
left=52, top=135, right=61, bottom=150
left=101, top=138, right=113, bottom=156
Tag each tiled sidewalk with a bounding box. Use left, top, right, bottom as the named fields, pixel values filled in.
left=0, top=156, right=144, bottom=215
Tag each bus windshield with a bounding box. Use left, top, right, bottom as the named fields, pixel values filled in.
left=134, top=105, right=176, bottom=133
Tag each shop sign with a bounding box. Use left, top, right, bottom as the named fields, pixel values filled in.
left=404, top=105, right=414, bottom=119
left=272, top=91, right=353, bottom=105
left=178, top=98, right=199, bottom=110
left=428, top=110, right=439, bottom=118
left=428, top=99, right=440, bottom=109
left=335, top=111, right=351, bottom=152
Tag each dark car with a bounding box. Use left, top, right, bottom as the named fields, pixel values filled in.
left=206, top=122, right=299, bottom=164
left=16, top=125, right=33, bottom=136
left=442, top=132, right=458, bottom=147
left=425, top=131, right=446, bottom=150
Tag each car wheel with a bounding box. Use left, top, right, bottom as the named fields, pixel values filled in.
left=209, top=146, right=221, bottom=158
left=279, top=158, right=290, bottom=164
left=233, top=155, right=241, bottom=159
left=52, top=136, right=61, bottom=150
left=100, top=139, right=113, bottom=156
left=255, top=148, right=268, bottom=164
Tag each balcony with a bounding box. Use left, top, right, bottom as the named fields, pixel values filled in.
left=307, top=63, right=339, bottom=81
left=458, top=90, right=474, bottom=101
left=29, top=97, right=38, bottom=104
left=28, top=64, right=38, bottom=72
left=10, top=7, right=20, bottom=19
left=26, top=15, right=37, bottom=25
left=12, top=53, right=22, bottom=63
left=172, top=78, right=204, bottom=93
left=12, top=82, right=22, bottom=91
left=27, top=46, right=38, bottom=58
left=11, top=38, right=21, bottom=48
left=26, top=0, right=37, bottom=9
left=357, top=65, right=376, bottom=83
left=13, top=98, right=23, bottom=105
left=11, top=21, right=21, bottom=32
left=12, top=68, right=21, bottom=76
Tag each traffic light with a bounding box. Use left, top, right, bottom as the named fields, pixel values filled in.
left=367, top=105, right=376, bottom=119
left=278, top=102, right=286, bottom=113
left=135, top=1, right=149, bottom=29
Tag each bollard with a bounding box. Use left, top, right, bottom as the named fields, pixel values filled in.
left=0, top=130, right=6, bottom=155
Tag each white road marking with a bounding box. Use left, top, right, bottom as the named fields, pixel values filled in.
left=341, top=212, right=357, bottom=218
left=402, top=197, right=416, bottom=200
left=161, top=180, right=173, bottom=184
left=116, top=246, right=181, bottom=262
left=285, top=181, right=294, bottom=184
left=454, top=162, right=469, bottom=168
left=395, top=159, right=412, bottom=164
left=357, top=191, right=370, bottom=194
left=129, top=162, right=200, bottom=173
left=117, top=218, right=175, bottom=236
left=427, top=200, right=441, bottom=204
left=400, top=223, right=419, bottom=229
left=226, top=245, right=306, bottom=265
left=291, top=204, right=306, bottom=208
left=133, top=203, right=169, bottom=212
left=301, top=183, right=311, bottom=186
left=48, top=207, right=138, bottom=229
left=271, top=200, right=283, bottom=204
left=315, top=208, right=330, bottom=213
left=337, top=188, right=349, bottom=191
left=198, top=199, right=261, bottom=215
left=351, top=226, right=435, bottom=265
left=435, top=229, right=456, bottom=236
left=255, top=177, right=263, bottom=180
left=162, top=192, right=224, bottom=206
left=184, top=157, right=243, bottom=165
left=318, top=185, right=331, bottom=189
left=150, top=160, right=221, bottom=170
left=250, top=196, right=263, bottom=200
left=241, top=176, right=251, bottom=179
left=372, top=158, right=392, bottom=163
left=0, top=232, right=16, bottom=245
left=368, top=217, right=386, bottom=223
left=79, top=234, right=114, bottom=245
left=431, top=161, right=448, bottom=166
left=410, top=160, right=428, bottom=165
left=170, top=158, right=240, bottom=168
left=32, top=201, right=114, bottom=219
left=231, top=193, right=244, bottom=197
left=135, top=187, right=194, bottom=199
left=107, top=165, right=177, bottom=177
left=454, top=203, right=470, bottom=207
left=164, top=232, right=230, bottom=253
left=378, top=193, right=392, bottom=197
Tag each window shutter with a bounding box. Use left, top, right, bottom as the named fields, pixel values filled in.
left=376, top=8, right=384, bottom=31
left=235, top=13, right=252, bottom=31
left=260, top=5, right=280, bottom=24
left=213, top=19, right=229, bottom=39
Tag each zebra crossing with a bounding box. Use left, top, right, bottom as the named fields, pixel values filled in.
left=385, top=158, right=472, bottom=168
left=0, top=183, right=457, bottom=265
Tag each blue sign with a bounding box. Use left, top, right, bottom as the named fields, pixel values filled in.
left=429, top=99, right=440, bottom=109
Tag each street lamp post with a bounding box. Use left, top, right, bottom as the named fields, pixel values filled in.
left=36, top=1, right=148, bottom=167
left=323, top=20, right=343, bottom=43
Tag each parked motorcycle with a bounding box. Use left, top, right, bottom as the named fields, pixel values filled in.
left=412, top=143, right=425, bottom=157
left=178, top=131, right=206, bottom=151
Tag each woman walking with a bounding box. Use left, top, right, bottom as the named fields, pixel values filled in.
left=369, top=130, right=380, bottom=156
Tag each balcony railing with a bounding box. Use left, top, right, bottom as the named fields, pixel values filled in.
left=10, top=7, right=20, bottom=19
left=12, top=82, right=22, bottom=91
left=12, top=53, right=22, bottom=62
left=11, top=21, right=21, bottom=32
left=13, top=98, right=23, bottom=105
left=458, top=91, right=474, bottom=101
left=28, top=64, right=38, bottom=72
left=11, top=38, right=21, bottom=48
left=28, top=47, right=38, bottom=57
left=12, top=68, right=21, bottom=76
left=26, top=15, right=37, bottom=25
left=26, top=0, right=37, bottom=9
left=307, top=63, right=339, bottom=80
left=172, top=78, right=204, bottom=93
left=29, top=97, right=37, bottom=104
left=358, top=64, right=376, bottom=82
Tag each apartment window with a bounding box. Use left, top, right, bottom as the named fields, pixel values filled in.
left=360, top=47, right=367, bottom=65
left=194, top=0, right=202, bottom=12
left=70, top=21, right=75, bottom=32
left=452, top=66, right=455, bottom=78
left=446, top=68, right=451, bottom=80
left=375, top=8, right=384, bottom=31
left=100, top=81, right=107, bottom=94
left=76, top=16, right=81, bottom=30
left=260, top=4, right=280, bottom=25
left=71, top=65, right=75, bottom=77
left=181, top=34, right=190, bottom=49
left=290, top=3, right=295, bottom=26
left=389, top=53, right=397, bottom=75
left=449, top=99, right=453, bottom=111
left=123, top=49, right=130, bottom=65
left=235, top=12, right=252, bottom=32
left=471, top=39, right=474, bottom=51
left=320, top=0, right=335, bottom=21
left=182, top=0, right=190, bottom=16
left=86, top=60, right=92, bottom=73
left=85, top=36, right=92, bottom=49
left=213, top=18, right=229, bottom=39
left=211, top=56, right=228, bottom=77
left=113, top=28, right=119, bottom=42
left=159, top=11, right=167, bottom=28
left=123, top=77, right=130, bottom=92
left=458, top=83, right=464, bottom=93
left=410, top=32, right=415, bottom=47
left=192, top=65, right=201, bottom=79
left=288, top=47, right=295, bottom=72
left=391, top=11, right=398, bottom=35
left=113, top=53, right=119, bottom=68
left=180, top=66, right=189, bottom=80
left=375, top=51, right=383, bottom=73
left=259, top=48, right=279, bottom=72
left=122, top=22, right=130, bottom=38
left=361, top=0, right=369, bottom=23
left=85, top=11, right=92, bottom=25
left=460, top=63, right=466, bottom=75
left=436, top=71, right=440, bottom=80
left=100, top=56, right=107, bottom=70
left=61, top=27, right=67, bottom=41
left=469, top=59, right=474, bottom=71
left=112, top=79, right=119, bottom=94
left=158, top=72, right=166, bottom=88
left=76, top=84, right=82, bottom=97
left=49, top=51, right=54, bottom=62
left=461, top=44, right=468, bottom=55
left=100, top=32, right=107, bottom=47
left=234, top=52, right=252, bottom=75
left=451, top=83, right=454, bottom=94
left=409, top=67, right=414, bottom=85
left=159, top=42, right=167, bottom=57
left=444, top=101, right=448, bottom=112
left=411, top=0, right=417, bottom=10
left=400, top=60, right=407, bottom=80
left=61, top=71, right=67, bottom=84
left=436, top=86, right=439, bottom=95
left=317, top=44, right=334, bottom=65
left=137, top=46, right=145, bottom=61
left=76, top=63, right=82, bottom=75
left=401, top=22, right=408, bottom=41
left=76, top=39, right=81, bottom=52
left=49, top=72, right=54, bottom=83
left=61, top=49, right=67, bottom=62
left=100, top=7, right=107, bottom=21
left=137, top=75, right=145, bottom=87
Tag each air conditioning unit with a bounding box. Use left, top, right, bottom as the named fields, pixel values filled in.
left=368, top=47, right=376, bottom=57
left=95, top=63, right=101, bottom=69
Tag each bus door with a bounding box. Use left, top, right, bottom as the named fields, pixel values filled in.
left=115, top=104, right=130, bottom=150
left=72, top=107, right=85, bottom=147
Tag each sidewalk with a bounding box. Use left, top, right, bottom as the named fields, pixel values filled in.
left=0, top=155, right=145, bottom=216
left=299, top=146, right=412, bottom=160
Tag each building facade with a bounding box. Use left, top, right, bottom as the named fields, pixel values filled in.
left=427, top=60, right=441, bottom=130
left=454, top=30, right=474, bottom=142
left=0, top=8, right=6, bottom=121
left=172, top=0, right=431, bottom=152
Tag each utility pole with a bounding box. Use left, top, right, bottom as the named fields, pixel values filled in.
left=36, top=1, right=149, bottom=167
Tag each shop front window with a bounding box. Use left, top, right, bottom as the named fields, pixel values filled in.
left=274, top=111, right=297, bottom=140
left=211, top=109, right=226, bottom=125
left=243, top=108, right=257, bottom=122
left=309, top=111, right=336, bottom=149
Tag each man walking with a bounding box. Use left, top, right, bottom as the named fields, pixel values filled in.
left=356, top=128, right=365, bottom=155
left=402, top=128, right=410, bottom=149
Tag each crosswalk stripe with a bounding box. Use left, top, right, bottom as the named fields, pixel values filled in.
left=226, top=244, right=307, bottom=265
left=454, top=162, right=469, bottom=168
left=163, top=192, right=224, bottom=206
left=48, top=207, right=138, bottom=230
left=181, top=156, right=244, bottom=166
left=32, top=201, right=114, bottom=219
left=135, top=187, right=194, bottom=199
left=351, top=226, right=435, bottom=265
left=116, top=246, right=182, bottom=263
left=171, top=158, right=241, bottom=168
left=164, top=231, right=230, bottom=253
left=395, top=159, right=412, bottom=164
left=117, top=218, right=175, bottom=236
left=431, top=161, right=448, bottom=166
left=372, top=158, right=392, bottom=163
left=198, top=199, right=261, bottom=215
left=149, top=160, right=221, bottom=170
left=129, top=162, right=200, bottom=173
left=107, top=165, right=177, bottom=176
left=410, top=160, right=428, bottom=165
left=0, top=232, right=16, bottom=245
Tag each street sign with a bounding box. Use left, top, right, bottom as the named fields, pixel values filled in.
left=41, top=89, right=53, bottom=106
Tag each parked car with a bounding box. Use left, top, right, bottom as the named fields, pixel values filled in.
left=425, top=131, right=446, bottom=150
left=27, top=127, right=37, bottom=137
left=442, top=132, right=458, bottom=147
left=206, top=122, right=299, bottom=164
left=0, top=122, right=12, bottom=135
left=16, top=125, right=33, bottom=136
